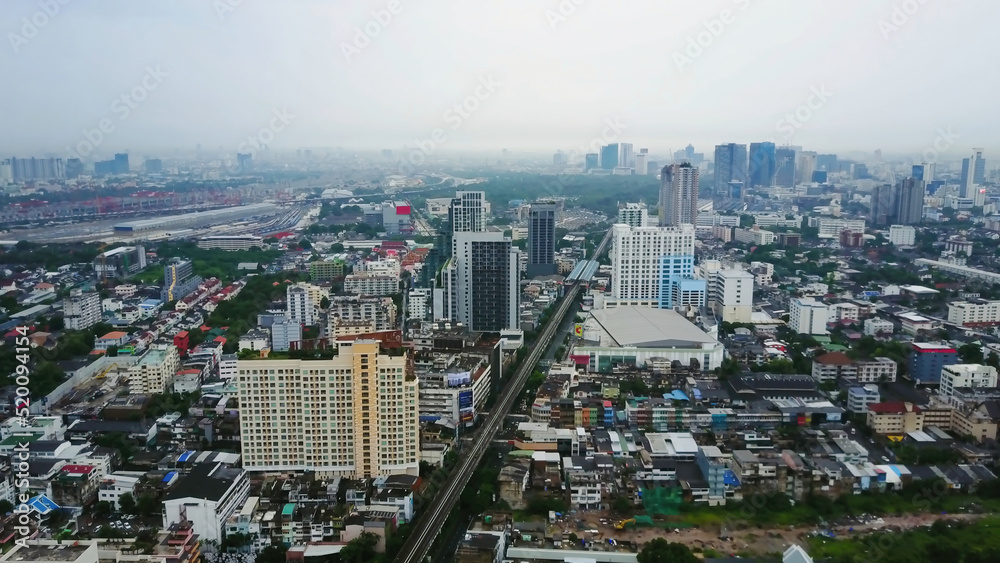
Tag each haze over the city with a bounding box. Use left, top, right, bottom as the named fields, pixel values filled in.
left=1, top=0, right=996, bottom=157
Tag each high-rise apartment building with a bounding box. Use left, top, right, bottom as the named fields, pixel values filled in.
left=888, top=225, right=916, bottom=246
left=713, top=143, right=748, bottom=195
left=617, top=202, right=648, bottom=228
left=789, top=298, right=829, bottom=335
left=326, top=296, right=397, bottom=333
left=162, top=258, right=203, bottom=302
left=870, top=183, right=899, bottom=227
left=961, top=148, right=985, bottom=197
left=446, top=191, right=487, bottom=257
left=9, top=157, right=65, bottom=181
left=527, top=203, right=557, bottom=278
left=584, top=153, right=599, bottom=171
left=618, top=143, right=635, bottom=170
left=237, top=340, right=419, bottom=477
left=129, top=345, right=182, bottom=394
left=896, top=177, right=925, bottom=225
left=287, top=283, right=329, bottom=326
left=94, top=245, right=147, bottom=281
left=443, top=232, right=519, bottom=331
left=709, top=269, right=754, bottom=323
left=659, top=163, right=699, bottom=227
left=748, top=142, right=776, bottom=188
left=796, top=151, right=817, bottom=184
left=63, top=290, right=101, bottom=330
left=611, top=224, right=702, bottom=308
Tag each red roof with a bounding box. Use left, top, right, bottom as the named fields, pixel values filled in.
left=815, top=352, right=853, bottom=365
left=176, top=331, right=189, bottom=338
left=868, top=402, right=921, bottom=414
left=61, top=464, right=96, bottom=475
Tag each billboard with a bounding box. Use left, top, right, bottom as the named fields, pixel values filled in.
left=458, top=390, right=473, bottom=409
left=573, top=324, right=584, bottom=337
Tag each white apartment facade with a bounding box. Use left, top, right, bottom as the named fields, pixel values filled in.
left=733, top=227, right=776, bottom=246
left=408, top=288, right=431, bottom=321
left=344, top=274, right=399, bottom=297
left=710, top=269, right=754, bottom=323
left=63, top=290, right=102, bottom=330
left=162, top=463, right=250, bottom=544
left=197, top=235, right=264, bottom=251
left=236, top=340, right=419, bottom=478
left=611, top=223, right=696, bottom=302
left=287, top=283, right=329, bottom=326
left=864, top=318, right=894, bottom=336
left=948, top=300, right=1000, bottom=326
left=789, top=298, right=829, bottom=335
left=328, top=296, right=397, bottom=331
left=617, top=202, right=648, bottom=228
left=815, top=218, right=866, bottom=238
left=940, top=364, right=998, bottom=399
left=888, top=225, right=916, bottom=246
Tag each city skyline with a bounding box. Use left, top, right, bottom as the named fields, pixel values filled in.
left=1, top=1, right=997, bottom=157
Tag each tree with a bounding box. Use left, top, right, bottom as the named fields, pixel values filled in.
left=137, top=493, right=161, bottom=517
left=612, top=494, right=633, bottom=514
left=298, top=238, right=312, bottom=249
left=338, top=533, right=379, bottom=563
left=958, top=343, right=984, bottom=364
left=255, top=545, right=287, bottom=563
left=93, top=500, right=113, bottom=519
left=637, top=539, right=699, bottom=563
left=0, top=500, right=12, bottom=514
left=319, top=296, right=330, bottom=309
left=119, top=492, right=136, bottom=514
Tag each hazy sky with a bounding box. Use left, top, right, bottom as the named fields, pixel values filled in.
left=2, top=0, right=996, bottom=160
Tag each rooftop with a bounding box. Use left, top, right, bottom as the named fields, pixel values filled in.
left=589, top=307, right=717, bottom=348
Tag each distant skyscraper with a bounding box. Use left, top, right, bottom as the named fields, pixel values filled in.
left=685, top=144, right=695, bottom=159
left=145, top=159, right=163, bottom=174
left=816, top=154, right=838, bottom=171
left=114, top=153, right=130, bottom=174
left=896, top=177, right=926, bottom=225
left=748, top=142, right=776, bottom=188
left=774, top=147, right=797, bottom=187
left=553, top=151, right=567, bottom=166
left=601, top=144, right=619, bottom=170
left=237, top=152, right=253, bottom=172
left=635, top=153, right=648, bottom=175
left=584, top=153, right=599, bottom=171
left=659, top=163, right=699, bottom=227
left=618, top=143, right=635, bottom=170
left=713, top=143, right=748, bottom=195
left=444, top=232, right=519, bottom=331
left=65, top=158, right=83, bottom=179
left=0, top=159, right=11, bottom=183
left=961, top=148, right=985, bottom=197
left=527, top=203, right=557, bottom=278
left=871, top=183, right=900, bottom=226
left=796, top=152, right=817, bottom=184
left=912, top=163, right=935, bottom=183
left=9, top=157, right=65, bottom=181
left=646, top=161, right=659, bottom=176
left=94, top=160, right=115, bottom=176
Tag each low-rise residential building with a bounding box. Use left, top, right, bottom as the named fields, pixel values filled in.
left=940, top=364, right=998, bottom=399
left=847, top=385, right=880, bottom=414
left=899, top=312, right=937, bottom=335
left=889, top=225, right=916, bottom=246
left=344, top=273, right=399, bottom=296
left=910, top=343, right=959, bottom=384
left=239, top=329, right=270, bottom=352
left=790, top=298, right=829, bottom=335
left=310, top=259, right=347, bottom=280
left=733, top=226, right=776, bottom=246
left=128, top=345, right=181, bottom=394
left=162, top=462, right=250, bottom=544
left=948, top=299, right=1000, bottom=327
left=864, top=318, right=895, bottom=336
left=63, top=290, right=102, bottom=330
left=867, top=402, right=923, bottom=435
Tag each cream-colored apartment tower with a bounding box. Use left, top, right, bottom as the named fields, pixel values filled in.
left=236, top=340, right=419, bottom=478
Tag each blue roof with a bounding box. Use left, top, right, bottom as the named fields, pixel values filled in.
left=163, top=471, right=178, bottom=483
left=723, top=470, right=741, bottom=487
left=177, top=451, right=196, bottom=462
left=670, top=390, right=690, bottom=401
left=28, top=495, right=59, bottom=515
left=692, top=389, right=703, bottom=399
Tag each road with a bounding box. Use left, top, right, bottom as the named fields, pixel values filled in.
left=394, top=228, right=611, bottom=563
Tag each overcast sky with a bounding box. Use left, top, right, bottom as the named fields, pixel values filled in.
left=1, top=0, right=995, bottom=160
